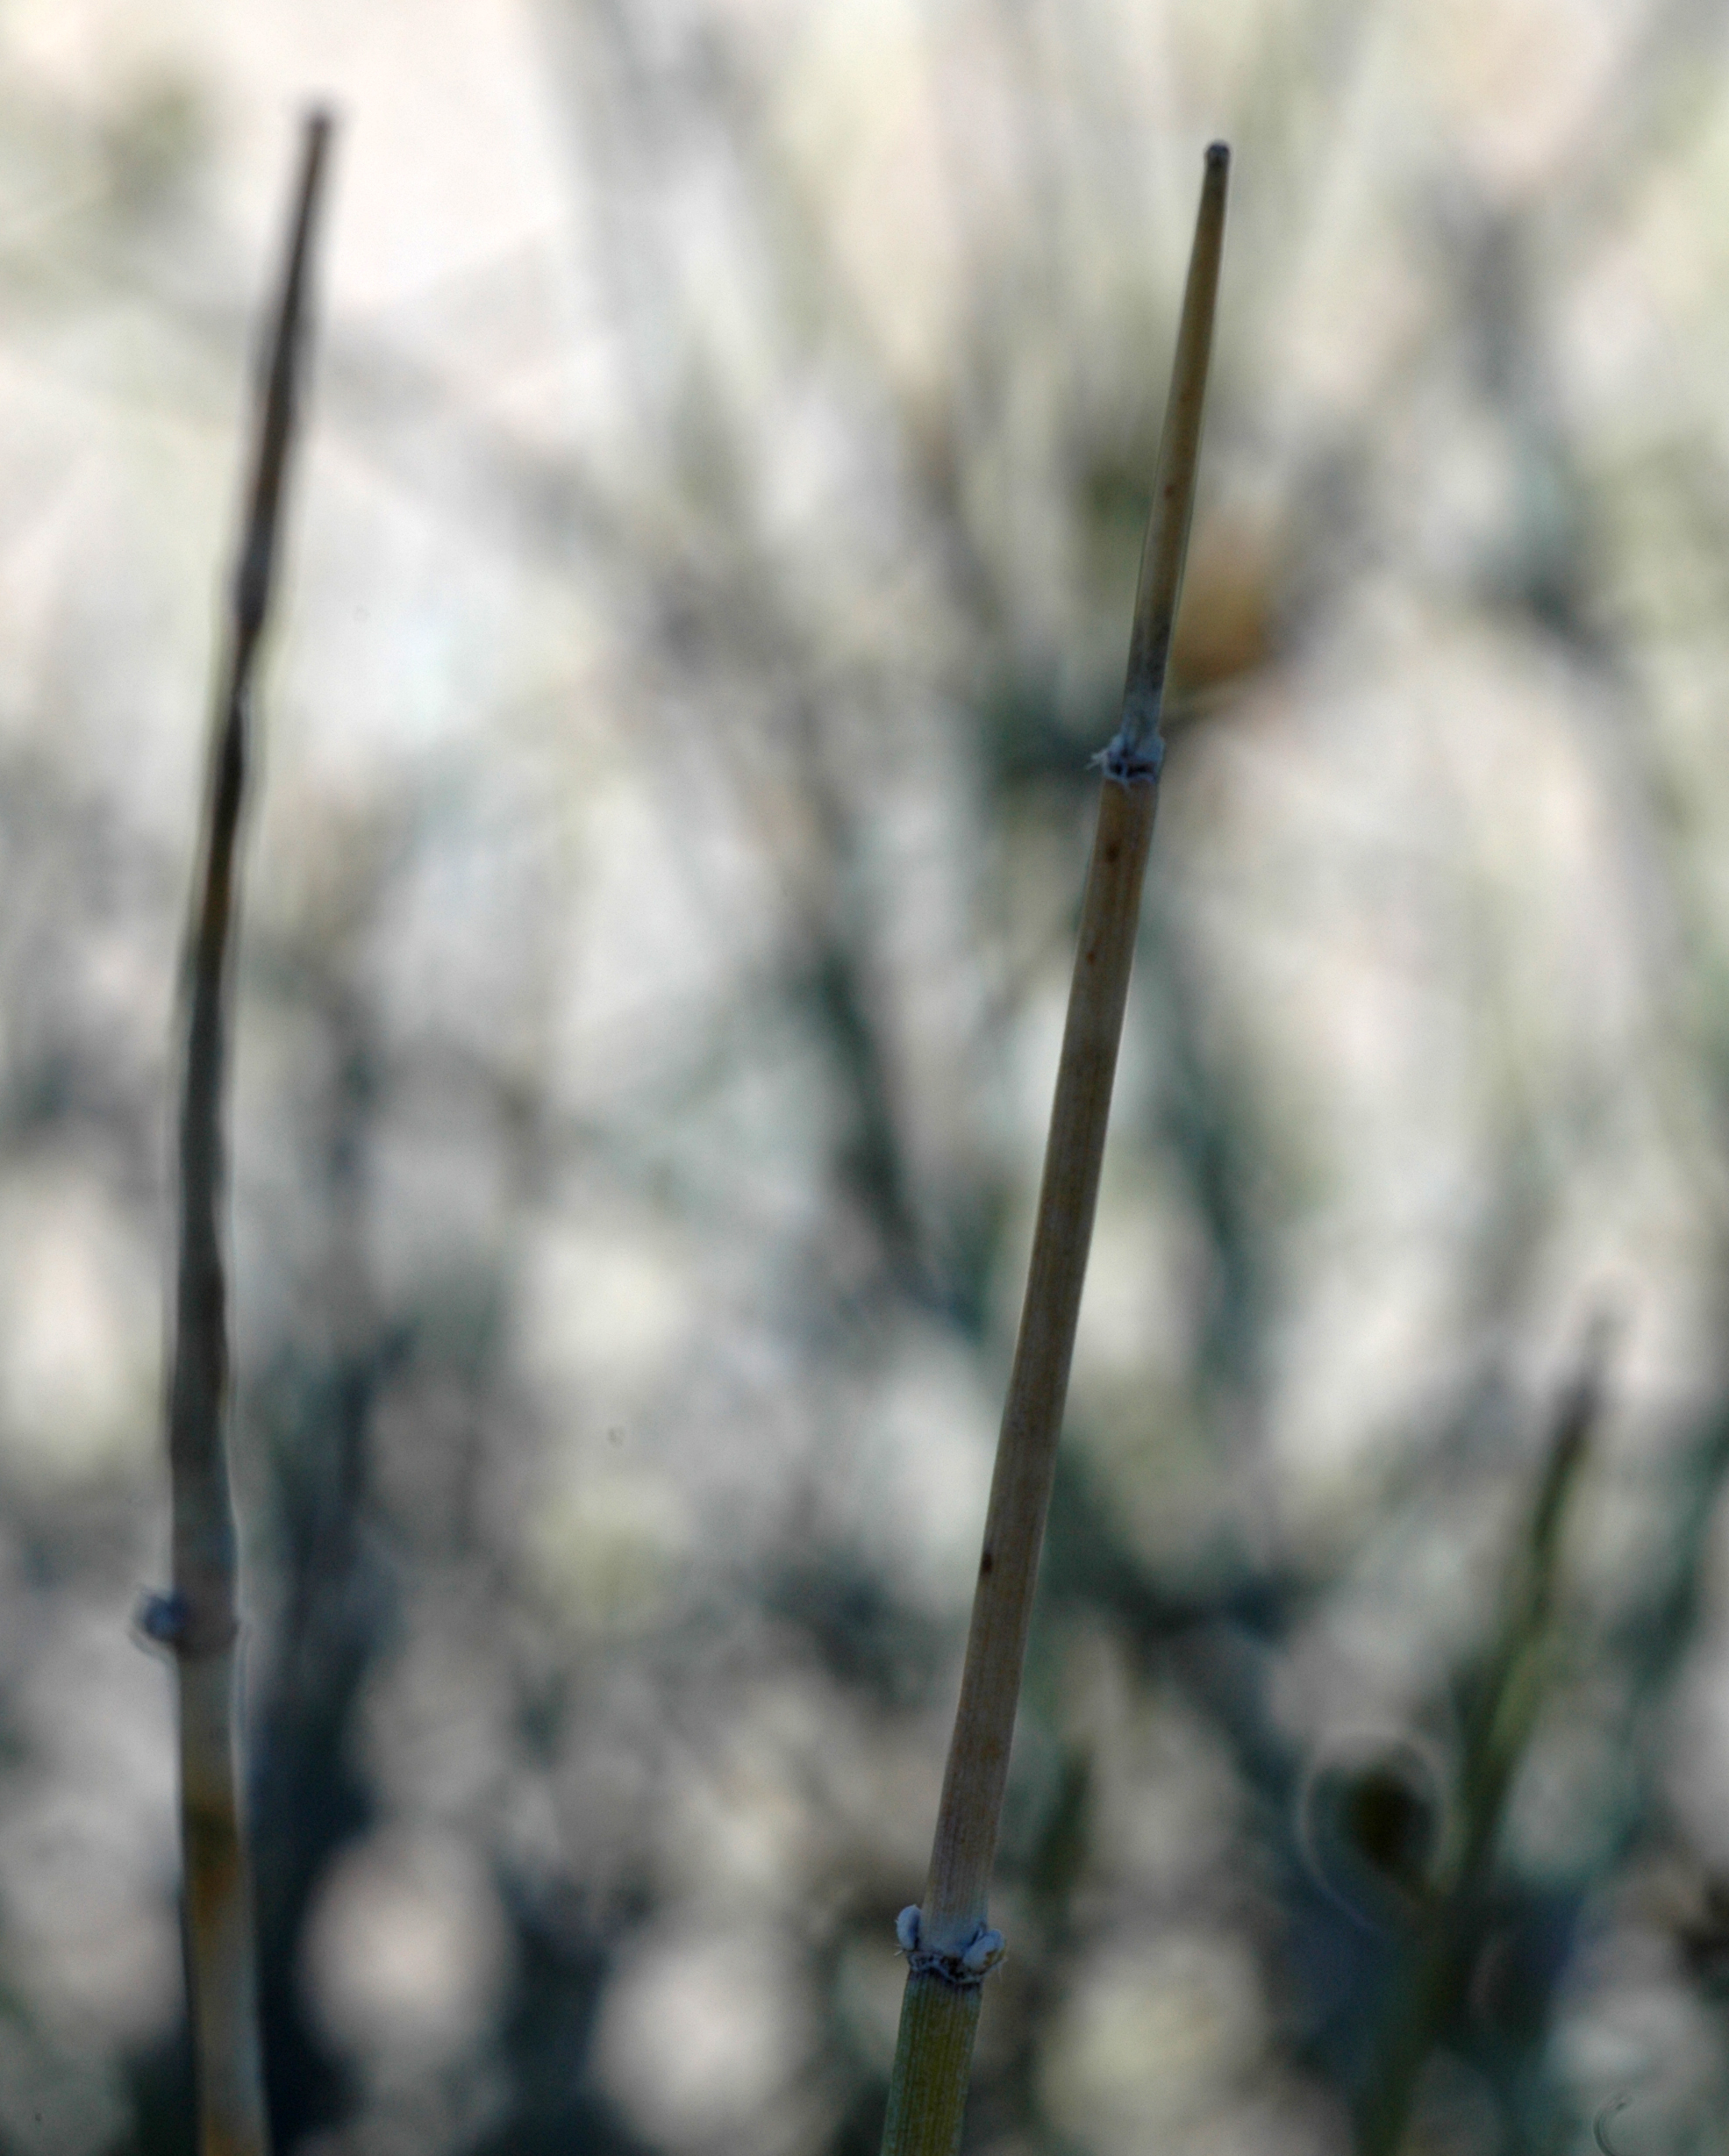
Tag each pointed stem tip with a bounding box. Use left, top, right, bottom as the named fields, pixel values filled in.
left=1109, top=140, right=1230, bottom=776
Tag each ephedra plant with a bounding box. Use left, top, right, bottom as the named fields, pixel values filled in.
left=880, top=142, right=1231, bottom=2156
left=135, top=111, right=1226, bottom=2155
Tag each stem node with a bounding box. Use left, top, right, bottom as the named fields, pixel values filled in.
left=878, top=141, right=1229, bottom=2156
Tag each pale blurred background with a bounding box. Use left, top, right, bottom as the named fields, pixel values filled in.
left=5, top=1, right=1729, bottom=2151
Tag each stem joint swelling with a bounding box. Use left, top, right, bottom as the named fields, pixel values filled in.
left=879, top=140, right=1228, bottom=2156
left=896, top=1908, right=1006, bottom=1987
left=136, top=1588, right=239, bottom=1659
left=1091, top=732, right=1166, bottom=787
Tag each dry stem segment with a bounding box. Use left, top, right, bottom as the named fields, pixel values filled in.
left=161, top=110, right=333, bottom=2156
left=881, top=144, right=1229, bottom=2156
left=1112, top=139, right=1229, bottom=771
left=920, top=775, right=1157, bottom=1945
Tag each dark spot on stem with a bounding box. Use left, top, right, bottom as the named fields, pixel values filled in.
left=980, top=1548, right=994, bottom=1576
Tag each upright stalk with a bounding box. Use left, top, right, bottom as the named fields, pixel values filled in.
left=880, top=142, right=1230, bottom=2156
left=140, top=112, right=334, bottom=2156
left=1354, top=1325, right=1610, bottom=2156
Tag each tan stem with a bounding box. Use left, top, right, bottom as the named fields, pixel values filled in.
left=180, top=1659, right=268, bottom=2156
left=1118, top=140, right=1229, bottom=758
left=921, top=774, right=1157, bottom=1945
left=880, top=143, right=1229, bottom=2156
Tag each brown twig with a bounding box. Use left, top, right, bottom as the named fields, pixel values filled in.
left=142, top=110, right=334, bottom=2156
left=879, top=142, right=1229, bottom=2156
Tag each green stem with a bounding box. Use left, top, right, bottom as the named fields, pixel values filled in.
left=1354, top=1325, right=1609, bottom=2156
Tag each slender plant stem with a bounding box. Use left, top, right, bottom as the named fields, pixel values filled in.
left=1354, top=1324, right=1610, bottom=2156
left=151, top=111, right=333, bottom=2156
left=880, top=141, right=1229, bottom=2156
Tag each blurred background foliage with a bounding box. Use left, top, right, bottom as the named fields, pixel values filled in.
left=4, top=0, right=1729, bottom=2151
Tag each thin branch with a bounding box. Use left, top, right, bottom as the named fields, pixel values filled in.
left=879, top=141, right=1229, bottom=2156
left=1354, top=1319, right=1611, bottom=2156
left=143, top=108, right=334, bottom=2156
